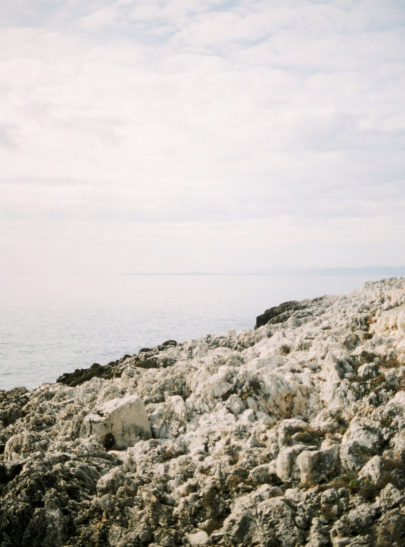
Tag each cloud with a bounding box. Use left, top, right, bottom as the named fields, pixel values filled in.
left=78, top=5, right=121, bottom=32
left=0, top=124, right=17, bottom=148
left=0, top=0, right=404, bottom=273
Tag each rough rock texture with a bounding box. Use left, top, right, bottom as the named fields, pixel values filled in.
left=1, top=278, right=405, bottom=546
left=80, top=395, right=152, bottom=449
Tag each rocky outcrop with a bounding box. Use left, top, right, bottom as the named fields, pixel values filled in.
left=0, top=277, right=405, bottom=546
left=80, top=394, right=151, bottom=449
left=56, top=357, right=128, bottom=386
left=255, top=297, right=325, bottom=329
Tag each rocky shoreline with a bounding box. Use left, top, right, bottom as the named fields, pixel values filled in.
left=1, top=278, right=405, bottom=546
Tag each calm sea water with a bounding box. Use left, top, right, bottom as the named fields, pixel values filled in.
left=0, top=274, right=385, bottom=390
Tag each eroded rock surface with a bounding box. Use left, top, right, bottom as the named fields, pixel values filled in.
left=1, top=278, right=405, bottom=546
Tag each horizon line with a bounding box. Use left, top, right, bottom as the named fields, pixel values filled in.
left=123, top=266, right=405, bottom=277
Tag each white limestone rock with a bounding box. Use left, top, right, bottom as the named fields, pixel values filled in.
left=297, top=444, right=340, bottom=484
left=378, top=483, right=404, bottom=511
left=358, top=455, right=383, bottom=483
left=148, top=395, right=187, bottom=439
left=96, top=466, right=125, bottom=495
left=340, top=417, right=383, bottom=472
left=80, top=394, right=151, bottom=449
left=276, top=444, right=306, bottom=482
left=187, top=530, right=209, bottom=546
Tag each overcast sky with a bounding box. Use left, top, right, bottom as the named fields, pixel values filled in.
left=0, top=0, right=404, bottom=274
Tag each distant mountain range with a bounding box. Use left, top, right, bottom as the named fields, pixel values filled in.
left=126, top=266, right=405, bottom=276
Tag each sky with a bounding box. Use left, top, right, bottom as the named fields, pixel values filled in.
left=0, top=0, right=404, bottom=274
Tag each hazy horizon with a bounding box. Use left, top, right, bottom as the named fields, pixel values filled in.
left=1, top=0, right=404, bottom=275
left=1, top=266, right=404, bottom=277
left=122, top=266, right=405, bottom=275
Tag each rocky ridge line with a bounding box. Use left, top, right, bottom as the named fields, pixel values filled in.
left=0, top=278, right=405, bottom=546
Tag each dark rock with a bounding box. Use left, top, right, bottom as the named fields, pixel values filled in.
left=343, top=333, right=361, bottom=351
left=57, top=342, right=178, bottom=386
left=0, top=388, right=29, bottom=427
left=0, top=462, right=23, bottom=485
left=57, top=360, right=124, bottom=387
left=0, top=454, right=121, bottom=547
left=135, top=354, right=161, bottom=369
left=374, top=509, right=405, bottom=545
left=159, top=340, right=178, bottom=349
left=255, top=300, right=301, bottom=329
left=255, top=297, right=325, bottom=329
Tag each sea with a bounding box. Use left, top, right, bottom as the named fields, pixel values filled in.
left=0, top=273, right=389, bottom=390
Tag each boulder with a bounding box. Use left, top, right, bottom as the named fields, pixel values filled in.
left=80, top=394, right=151, bottom=449
left=220, top=509, right=256, bottom=545
left=340, top=418, right=383, bottom=473
left=358, top=455, right=383, bottom=483
left=297, top=444, right=339, bottom=484
left=256, top=300, right=302, bottom=328
left=276, top=445, right=306, bottom=482
left=188, top=530, right=209, bottom=546
left=253, top=497, right=304, bottom=546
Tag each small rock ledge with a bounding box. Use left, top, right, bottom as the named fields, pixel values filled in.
left=1, top=278, right=405, bottom=546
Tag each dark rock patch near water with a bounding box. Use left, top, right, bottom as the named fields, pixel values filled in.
left=56, top=358, right=128, bottom=387
left=57, top=340, right=179, bottom=387
left=255, top=297, right=326, bottom=328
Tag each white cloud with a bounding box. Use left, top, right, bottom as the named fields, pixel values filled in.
left=78, top=6, right=120, bottom=31
left=0, top=0, right=404, bottom=273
